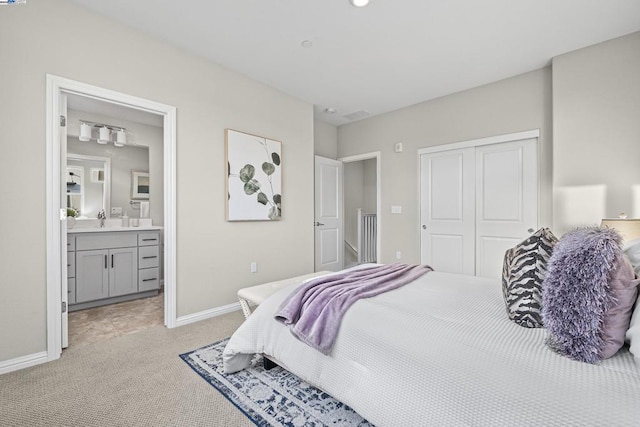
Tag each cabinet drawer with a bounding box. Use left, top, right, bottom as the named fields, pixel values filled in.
left=138, top=232, right=160, bottom=247
left=138, top=245, right=160, bottom=269
left=67, top=254, right=75, bottom=278
left=139, top=267, right=160, bottom=292
left=76, top=233, right=138, bottom=251
left=68, top=278, right=76, bottom=305
left=67, top=236, right=76, bottom=252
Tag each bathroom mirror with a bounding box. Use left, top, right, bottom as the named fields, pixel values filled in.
left=67, top=138, right=150, bottom=218
left=66, top=153, right=111, bottom=218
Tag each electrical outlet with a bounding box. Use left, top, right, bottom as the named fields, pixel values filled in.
left=396, top=251, right=402, bottom=260
left=111, top=207, right=122, bottom=216
left=250, top=262, right=257, bottom=273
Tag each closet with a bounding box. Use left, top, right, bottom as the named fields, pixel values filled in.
left=419, top=131, right=539, bottom=278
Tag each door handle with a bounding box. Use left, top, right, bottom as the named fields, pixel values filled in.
left=315, top=222, right=325, bottom=227
left=111, top=254, right=114, bottom=268
left=422, top=225, right=427, bottom=230
left=527, top=228, right=535, bottom=233
left=104, top=255, right=107, bottom=269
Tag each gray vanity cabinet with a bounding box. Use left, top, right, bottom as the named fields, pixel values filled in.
left=108, top=247, right=138, bottom=297
left=75, top=249, right=110, bottom=302
left=137, top=232, right=161, bottom=292
left=74, top=233, right=139, bottom=304
left=67, top=235, right=76, bottom=304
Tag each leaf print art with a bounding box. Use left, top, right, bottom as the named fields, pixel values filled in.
left=226, top=129, right=282, bottom=221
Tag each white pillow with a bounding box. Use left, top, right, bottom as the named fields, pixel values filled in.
left=624, top=239, right=640, bottom=357
left=626, top=302, right=640, bottom=358
left=623, top=238, right=640, bottom=275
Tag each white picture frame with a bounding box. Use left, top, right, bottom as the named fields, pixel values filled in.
left=131, top=170, right=150, bottom=200
left=225, top=129, right=282, bottom=221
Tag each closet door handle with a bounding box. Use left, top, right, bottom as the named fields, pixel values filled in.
left=111, top=254, right=114, bottom=268
left=104, top=255, right=107, bottom=269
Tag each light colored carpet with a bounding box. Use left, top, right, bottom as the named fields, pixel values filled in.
left=0, top=310, right=254, bottom=427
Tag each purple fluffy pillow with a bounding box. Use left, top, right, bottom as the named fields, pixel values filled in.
left=542, top=227, right=639, bottom=363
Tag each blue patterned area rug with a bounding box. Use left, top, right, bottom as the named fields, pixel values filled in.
left=180, top=338, right=372, bottom=427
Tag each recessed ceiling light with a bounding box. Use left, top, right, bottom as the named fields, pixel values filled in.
left=301, top=40, right=313, bottom=48
left=350, top=0, right=369, bottom=7
left=324, top=107, right=337, bottom=114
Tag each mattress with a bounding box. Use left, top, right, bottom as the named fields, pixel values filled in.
left=223, top=270, right=640, bottom=426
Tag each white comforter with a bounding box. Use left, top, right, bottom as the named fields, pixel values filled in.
left=223, top=270, right=640, bottom=426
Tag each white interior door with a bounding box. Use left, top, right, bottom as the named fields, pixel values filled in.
left=420, top=149, right=475, bottom=274
left=475, top=138, right=538, bottom=278
left=314, top=156, right=343, bottom=272
left=59, top=93, right=69, bottom=349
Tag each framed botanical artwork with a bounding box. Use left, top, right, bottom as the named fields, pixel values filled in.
left=225, top=129, right=282, bottom=221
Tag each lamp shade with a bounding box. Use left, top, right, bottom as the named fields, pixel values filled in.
left=600, top=218, right=640, bottom=242
left=97, top=126, right=110, bottom=144
left=79, top=123, right=92, bottom=141
left=114, top=129, right=127, bottom=147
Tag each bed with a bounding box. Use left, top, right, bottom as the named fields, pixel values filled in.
left=223, top=266, right=640, bottom=426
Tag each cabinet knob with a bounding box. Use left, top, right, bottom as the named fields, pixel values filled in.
left=422, top=225, right=427, bottom=230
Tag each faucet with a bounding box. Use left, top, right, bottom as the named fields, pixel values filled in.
left=97, top=209, right=106, bottom=228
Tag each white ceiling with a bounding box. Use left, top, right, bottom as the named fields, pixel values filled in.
left=70, top=0, right=640, bottom=126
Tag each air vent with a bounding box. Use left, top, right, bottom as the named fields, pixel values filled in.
left=343, top=110, right=371, bottom=121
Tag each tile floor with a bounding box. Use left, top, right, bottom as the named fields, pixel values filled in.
left=68, top=293, right=164, bottom=347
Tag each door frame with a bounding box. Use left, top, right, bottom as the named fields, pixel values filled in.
left=338, top=151, right=382, bottom=264
left=45, top=74, right=177, bottom=362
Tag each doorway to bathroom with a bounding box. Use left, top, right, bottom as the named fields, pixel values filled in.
left=46, top=75, right=177, bottom=360
left=65, top=94, right=164, bottom=347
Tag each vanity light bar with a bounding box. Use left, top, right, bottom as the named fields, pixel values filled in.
left=79, top=120, right=130, bottom=146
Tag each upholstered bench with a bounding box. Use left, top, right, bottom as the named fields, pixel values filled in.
left=237, top=271, right=331, bottom=318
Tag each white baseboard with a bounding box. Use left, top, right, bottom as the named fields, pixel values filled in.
left=0, top=351, right=48, bottom=375
left=175, top=302, right=241, bottom=327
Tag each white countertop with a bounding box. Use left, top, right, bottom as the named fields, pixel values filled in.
left=68, top=226, right=163, bottom=234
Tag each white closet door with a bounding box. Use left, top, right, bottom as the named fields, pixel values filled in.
left=420, top=148, right=475, bottom=275
left=475, top=138, right=538, bottom=278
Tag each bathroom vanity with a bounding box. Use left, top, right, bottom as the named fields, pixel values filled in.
left=67, top=226, right=162, bottom=312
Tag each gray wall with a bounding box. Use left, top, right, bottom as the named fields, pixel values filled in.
left=0, top=0, right=314, bottom=363
left=344, top=162, right=365, bottom=266
left=314, top=120, right=338, bottom=159
left=338, top=68, right=553, bottom=264
left=552, top=32, right=640, bottom=234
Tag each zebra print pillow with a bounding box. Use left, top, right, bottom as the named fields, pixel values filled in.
left=502, top=228, right=558, bottom=328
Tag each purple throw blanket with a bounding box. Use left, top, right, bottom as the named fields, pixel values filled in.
left=274, top=263, right=432, bottom=354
